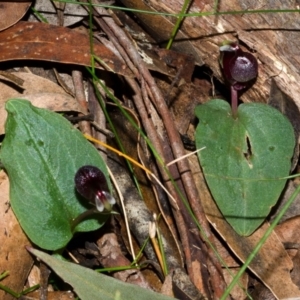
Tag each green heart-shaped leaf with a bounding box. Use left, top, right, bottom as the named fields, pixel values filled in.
left=195, top=99, right=295, bottom=236
left=0, top=99, right=111, bottom=250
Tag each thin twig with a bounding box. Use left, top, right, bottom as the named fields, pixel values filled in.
left=88, top=82, right=107, bottom=159
left=72, top=70, right=92, bottom=135
left=93, top=6, right=226, bottom=295
left=123, top=77, right=193, bottom=271
left=107, top=166, right=136, bottom=261
left=166, top=147, right=206, bottom=167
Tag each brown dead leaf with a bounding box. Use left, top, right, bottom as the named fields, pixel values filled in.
left=0, top=72, right=84, bottom=134
left=170, top=80, right=210, bottom=135
left=275, top=216, right=300, bottom=245
left=212, top=234, right=240, bottom=268
left=29, top=0, right=88, bottom=26
left=24, top=290, right=75, bottom=300
left=97, top=233, right=152, bottom=288
left=172, top=268, right=205, bottom=300
left=0, top=2, right=32, bottom=31
left=0, top=22, right=133, bottom=77
left=268, top=79, right=300, bottom=171
left=155, top=49, right=195, bottom=84
left=160, top=273, right=173, bottom=297
left=223, top=268, right=248, bottom=300
left=291, top=248, right=300, bottom=290
left=189, top=154, right=300, bottom=299
left=270, top=181, right=300, bottom=224
left=0, top=171, right=33, bottom=300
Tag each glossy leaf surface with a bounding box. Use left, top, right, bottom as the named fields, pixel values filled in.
left=195, top=99, right=295, bottom=235
left=1, top=99, right=110, bottom=250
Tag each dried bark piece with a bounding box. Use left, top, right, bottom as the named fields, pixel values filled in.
left=114, top=9, right=179, bottom=78
left=119, top=0, right=203, bottom=66
left=0, top=22, right=133, bottom=77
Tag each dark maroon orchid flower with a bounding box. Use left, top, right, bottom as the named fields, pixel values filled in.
left=75, top=165, right=115, bottom=212
left=220, top=42, right=258, bottom=91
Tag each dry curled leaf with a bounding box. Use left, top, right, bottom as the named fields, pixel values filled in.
left=0, top=72, right=84, bottom=134
left=0, top=171, right=33, bottom=300
left=275, top=216, right=300, bottom=245
left=0, top=1, right=32, bottom=31
left=0, top=22, right=133, bottom=77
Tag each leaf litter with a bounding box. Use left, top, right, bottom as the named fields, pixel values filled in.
left=0, top=1, right=299, bottom=300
